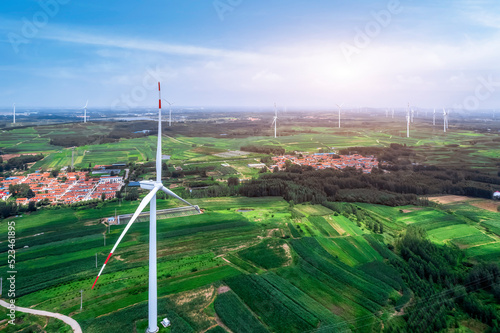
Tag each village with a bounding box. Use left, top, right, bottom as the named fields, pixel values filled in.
left=0, top=170, right=124, bottom=205
left=271, top=153, right=378, bottom=173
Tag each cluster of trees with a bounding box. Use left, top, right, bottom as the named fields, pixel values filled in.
left=237, top=167, right=433, bottom=206
left=240, top=145, right=286, bottom=155
left=0, top=154, right=44, bottom=172
left=47, top=122, right=157, bottom=148
left=384, top=227, right=500, bottom=333
left=0, top=200, right=36, bottom=218
left=49, top=135, right=117, bottom=147
left=8, top=184, right=35, bottom=198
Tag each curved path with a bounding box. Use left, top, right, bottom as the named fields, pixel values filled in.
left=0, top=300, right=82, bottom=333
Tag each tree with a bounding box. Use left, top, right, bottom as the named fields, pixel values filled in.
left=28, top=201, right=36, bottom=212
left=101, top=193, right=106, bottom=202
left=51, top=169, right=60, bottom=178
left=9, top=184, right=35, bottom=199
left=227, top=177, right=240, bottom=186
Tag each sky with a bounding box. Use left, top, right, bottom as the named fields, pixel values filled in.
left=1, top=0, right=500, bottom=110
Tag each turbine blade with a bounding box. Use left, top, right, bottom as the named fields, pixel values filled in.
left=159, top=185, right=199, bottom=211
left=84, top=100, right=88, bottom=109
left=91, top=186, right=160, bottom=289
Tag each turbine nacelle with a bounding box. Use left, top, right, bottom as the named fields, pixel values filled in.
left=140, top=180, right=161, bottom=190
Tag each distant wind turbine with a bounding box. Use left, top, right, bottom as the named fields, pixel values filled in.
left=336, top=103, right=344, bottom=128
left=392, top=109, right=394, bottom=119
left=443, top=109, right=448, bottom=133
left=433, top=109, right=436, bottom=126
left=163, top=100, right=173, bottom=126
left=272, top=103, right=278, bottom=138
left=406, top=103, right=410, bottom=138
left=83, top=100, right=88, bottom=123
left=92, top=82, right=200, bottom=333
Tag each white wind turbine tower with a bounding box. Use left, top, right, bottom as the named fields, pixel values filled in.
left=163, top=100, right=173, bottom=126
left=443, top=109, right=449, bottom=132
left=410, top=108, right=414, bottom=123
left=13, top=103, right=16, bottom=124
left=392, top=109, right=394, bottom=119
left=272, top=103, right=278, bottom=138
left=433, top=109, right=436, bottom=126
left=336, top=103, right=343, bottom=128
left=406, top=104, right=410, bottom=138
left=92, top=82, right=200, bottom=333
left=83, top=100, right=88, bottom=123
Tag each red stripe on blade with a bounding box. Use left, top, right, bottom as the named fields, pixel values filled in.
left=104, top=253, right=113, bottom=264
left=158, top=82, right=160, bottom=91
left=159, top=99, right=161, bottom=109
left=92, top=276, right=100, bottom=289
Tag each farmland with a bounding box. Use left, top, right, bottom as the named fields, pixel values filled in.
left=5, top=192, right=498, bottom=332
left=3, top=110, right=500, bottom=177
left=1, top=112, right=500, bottom=332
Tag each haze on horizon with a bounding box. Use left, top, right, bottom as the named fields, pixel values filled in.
left=1, top=0, right=500, bottom=111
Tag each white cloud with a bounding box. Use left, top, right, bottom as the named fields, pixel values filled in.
left=252, top=70, right=283, bottom=82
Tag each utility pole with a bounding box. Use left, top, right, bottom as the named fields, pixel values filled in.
left=80, top=289, right=84, bottom=310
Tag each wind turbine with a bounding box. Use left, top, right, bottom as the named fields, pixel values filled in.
left=336, top=103, right=343, bottom=128
left=410, top=108, right=414, bottom=123
left=391, top=108, right=394, bottom=119
left=443, top=109, right=448, bottom=133
left=92, top=82, right=200, bottom=333
left=13, top=103, right=15, bottom=124
left=163, top=100, right=173, bottom=127
left=83, top=100, right=88, bottom=123
left=406, top=103, right=410, bottom=138
left=433, top=109, right=436, bottom=126
left=272, top=103, right=278, bottom=138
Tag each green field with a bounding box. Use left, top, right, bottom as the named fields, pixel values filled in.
left=3, top=113, right=500, bottom=175
left=2, top=118, right=500, bottom=331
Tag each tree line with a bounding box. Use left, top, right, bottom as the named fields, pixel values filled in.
left=384, top=227, right=500, bottom=333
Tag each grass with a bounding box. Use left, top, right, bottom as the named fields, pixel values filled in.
left=238, top=239, right=289, bottom=269
left=427, top=224, right=489, bottom=245
left=214, top=290, right=268, bottom=333
left=317, top=236, right=383, bottom=267
left=329, top=215, right=364, bottom=236
left=466, top=243, right=500, bottom=263
left=294, top=204, right=334, bottom=216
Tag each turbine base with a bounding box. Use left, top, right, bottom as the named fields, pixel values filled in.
left=145, top=327, right=159, bottom=333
